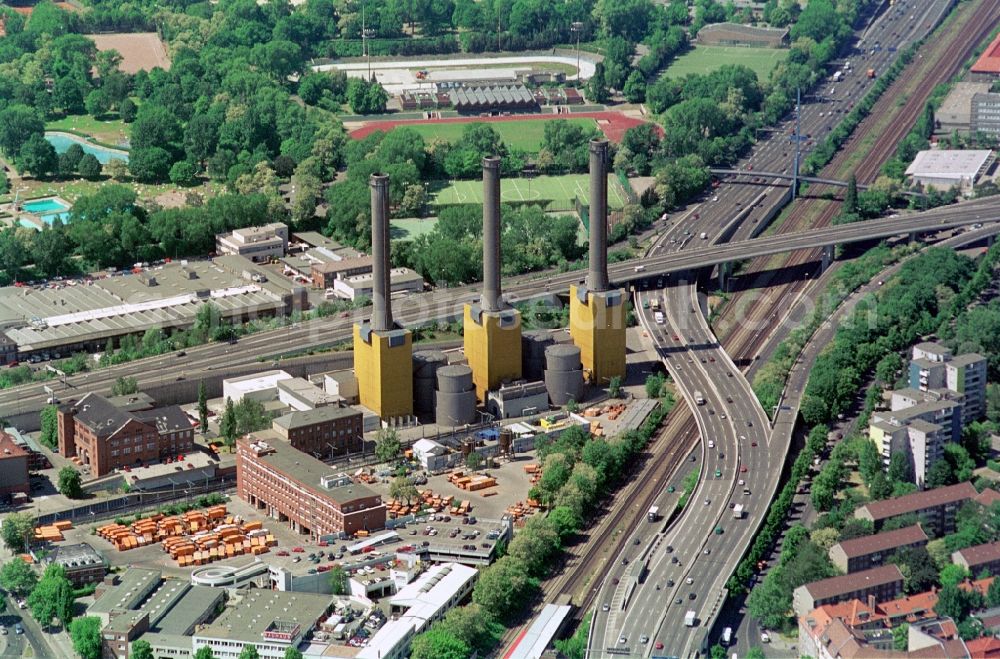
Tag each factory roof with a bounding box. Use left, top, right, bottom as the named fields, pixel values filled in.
left=905, top=150, right=994, bottom=179
left=292, top=231, right=341, bottom=250
left=272, top=406, right=361, bottom=431
left=3, top=427, right=42, bottom=456
left=89, top=568, right=162, bottom=614
left=195, top=588, right=331, bottom=644
left=341, top=267, right=424, bottom=288
left=71, top=393, right=137, bottom=439
left=390, top=562, right=477, bottom=615
left=224, top=370, right=292, bottom=393
left=972, top=32, right=1000, bottom=74
left=856, top=482, right=978, bottom=522
left=506, top=603, right=574, bottom=659
left=799, top=565, right=903, bottom=602
left=135, top=406, right=193, bottom=435
left=937, top=82, right=992, bottom=123
left=832, top=525, right=927, bottom=559
left=242, top=433, right=380, bottom=505
left=49, top=543, right=106, bottom=570
left=152, top=585, right=222, bottom=635
left=312, top=256, right=374, bottom=273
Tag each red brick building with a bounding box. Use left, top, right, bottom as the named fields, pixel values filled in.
left=0, top=430, right=29, bottom=499
left=237, top=432, right=385, bottom=538
left=271, top=406, right=364, bottom=458
left=57, top=394, right=195, bottom=477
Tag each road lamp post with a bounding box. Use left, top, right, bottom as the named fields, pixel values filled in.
left=363, top=27, right=376, bottom=81
left=571, top=22, right=584, bottom=82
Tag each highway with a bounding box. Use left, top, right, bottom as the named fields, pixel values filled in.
left=585, top=1, right=960, bottom=656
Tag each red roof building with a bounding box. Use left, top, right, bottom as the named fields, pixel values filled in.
left=967, top=636, right=1000, bottom=659
left=972, top=32, right=1000, bottom=76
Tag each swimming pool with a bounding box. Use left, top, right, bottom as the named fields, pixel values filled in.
left=45, top=132, right=130, bottom=164
left=23, top=198, right=69, bottom=214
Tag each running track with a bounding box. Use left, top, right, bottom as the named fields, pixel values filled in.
left=348, top=111, right=656, bottom=144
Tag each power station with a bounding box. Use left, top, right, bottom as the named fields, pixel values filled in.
left=353, top=174, right=414, bottom=420
left=463, top=156, right=523, bottom=401
left=569, top=139, right=626, bottom=385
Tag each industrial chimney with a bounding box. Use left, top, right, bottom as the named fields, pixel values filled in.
left=587, top=139, right=609, bottom=292
left=370, top=173, right=392, bottom=332
left=353, top=173, right=413, bottom=420
left=481, top=156, right=503, bottom=312
left=462, top=156, right=522, bottom=401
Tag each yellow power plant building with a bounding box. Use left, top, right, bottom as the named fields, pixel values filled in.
left=354, top=174, right=413, bottom=420
left=570, top=140, right=626, bottom=385
left=464, top=156, right=522, bottom=401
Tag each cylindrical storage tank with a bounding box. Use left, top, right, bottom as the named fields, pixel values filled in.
left=545, top=344, right=584, bottom=406
left=499, top=428, right=514, bottom=456
left=413, top=351, right=448, bottom=415
left=436, top=365, right=476, bottom=425
left=521, top=331, right=554, bottom=382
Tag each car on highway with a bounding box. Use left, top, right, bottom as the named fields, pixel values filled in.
left=761, top=631, right=771, bottom=643
left=703, top=548, right=711, bottom=555
left=714, top=469, right=722, bottom=478
left=655, top=642, right=665, bottom=650
left=14, top=623, right=22, bottom=635
left=674, top=597, right=682, bottom=605
left=751, top=441, right=758, bottom=447
left=667, top=579, right=675, bottom=587
left=640, top=635, right=649, bottom=644
left=689, top=592, right=697, bottom=600
left=665, top=545, right=674, bottom=553
left=740, top=465, right=749, bottom=473
left=671, top=555, right=679, bottom=563
left=686, top=577, right=694, bottom=585
left=603, top=603, right=610, bottom=612
left=715, top=526, right=724, bottom=535
left=618, top=635, right=627, bottom=645
left=667, top=485, right=675, bottom=493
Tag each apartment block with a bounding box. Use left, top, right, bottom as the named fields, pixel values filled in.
left=972, top=92, right=1000, bottom=136
left=57, top=393, right=195, bottom=477
left=854, top=482, right=978, bottom=535
left=270, top=406, right=364, bottom=458
left=793, top=565, right=904, bottom=618
left=953, top=541, right=1000, bottom=577
left=870, top=395, right=960, bottom=488
left=909, top=342, right=986, bottom=422
left=237, top=433, right=385, bottom=539
left=216, top=222, right=289, bottom=263
left=829, top=525, right=928, bottom=574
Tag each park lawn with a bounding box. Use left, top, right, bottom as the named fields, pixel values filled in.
left=46, top=115, right=130, bottom=147
left=430, top=173, right=627, bottom=211
left=390, top=217, right=438, bottom=240
left=397, top=117, right=598, bottom=153
left=662, top=45, right=787, bottom=81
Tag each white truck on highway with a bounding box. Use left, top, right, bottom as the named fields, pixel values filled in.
left=684, top=610, right=697, bottom=627
left=648, top=506, right=660, bottom=522
left=654, top=311, right=665, bottom=325
left=832, top=70, right=844, bottom=82
left=733, top=504, right=745, bottom=519
left=694, top=391, right=705, bottom=405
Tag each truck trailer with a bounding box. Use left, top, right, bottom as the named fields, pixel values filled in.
left=733, top=504, right=745, bottom=519
left=648, top=506, right=660, bottom=521
left=685, top=610, right=697, bottom=627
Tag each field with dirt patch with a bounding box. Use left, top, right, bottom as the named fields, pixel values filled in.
left=89, top=33, right=171, bottom=73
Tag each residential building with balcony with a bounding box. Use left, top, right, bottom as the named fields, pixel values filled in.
left=854, top=482, right=978, bottom=534
left=829, top=525, right=928, bottom=574
left=793, top=565, right=904, bottom=617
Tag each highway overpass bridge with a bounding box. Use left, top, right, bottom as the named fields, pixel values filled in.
left=709, top=168, right=924, bottom=196
left=608, top=196, right=1000, bottom=286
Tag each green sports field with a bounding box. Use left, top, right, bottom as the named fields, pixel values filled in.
left=398, top=118, right=598, bottom=153
left=430, top=173, right=628, bottom=211
left=662, top=45, right=787, bottom=81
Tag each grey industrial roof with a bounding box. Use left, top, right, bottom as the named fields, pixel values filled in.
left=905, top=149, right=994, bottom=178
left=272, top=406, right=362, bottom=431
left=50, top=543, right=106, bottom=569
left=152, top=586, right=223, bottom=635
left=135, top=406, right=193, bottom=435
left=449, top=85, right=536, bottom=108
left=89, top=568, right=162, bottom=614
left=72, top=393, right=136, bottom=439
left=196, top=589, right=331, bottom=644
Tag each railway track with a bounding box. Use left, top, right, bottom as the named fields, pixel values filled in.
left=719, top=0, right=1000, bottom=365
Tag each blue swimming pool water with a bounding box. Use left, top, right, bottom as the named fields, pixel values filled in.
left=22, top=198, right=69, bottom=214
left=45, top=132, right=130, bottom=164
left=41, top=212, right=70, bottom=225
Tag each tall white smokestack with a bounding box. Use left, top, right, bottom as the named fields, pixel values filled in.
left=588, top=139, right=609, bottom=292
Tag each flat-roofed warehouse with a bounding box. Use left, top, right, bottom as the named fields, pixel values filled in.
left=904, top=149, right=995, bottom=193
left=0, top=258, right=305, bottom=360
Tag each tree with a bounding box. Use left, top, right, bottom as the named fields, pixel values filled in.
left=925, top=458, right=954, bottom=488
left=890, top=547, right=938, bottom=595
left=58, top=466, right=84, bottom=499
left=77, top=153, right=102, bottom=180
left=0, top=558, right=38, bottom=597
left=608, top=375, right=623, bottom=399
left=0, top=105, right=44, bottom=157
left=120, top=98, right=138, bottom=123
left=85, top=89, right=111, bottom=118
left=893, top=623, right=909, bottom=651
left=219, top=397, right=238, bottom=448
left=347, top=78, right=388, bottom=115
left=587, top=62, right=609, bottom=103
left=410, top=628, right=471, bottom=659
left=710, top=645, right=727, bottom=659
left=888, top=451, right=913, bottom=484
left=107, top=158, right=129, bottom=180
left=70, top=616, right=103, bottom=659
left=935, top=584, right=972, bottom=621
left=435, top=603, right=502, bottom=654
left=472, top=556, right=537, bottom=619
left=844, top=173, right=858, bottom=214
left=234, top=398, right=270, bottom=435
left=169, top=161, right=197, bottom=186
left=19, top=134, right=58, bottom=177
left=1, top=512, right=35, bottom=552
left=238, top=647, right=260, bottom=659
left=194, top=647, right=216, bottom=659
left=112, top=376, right=138, bottom=396
left=374, top=428, right=402, bottom=463
left=507, top=516, right=561, bottom=577
left=129, top=146, right=173, bottom=182
left=28, top=563, right=74, bottom=629
left=198, top=381, right=209, bottom=435
left=389, top=476, right=418, bottom=504
left=283, top=648, right=303, bottom=659
left=645, top=373, right=665, bottom=398
left=39, top=404, right=59, bottom=450
left=466, top=451, right=484, bottom=471
left=939, top=564, right=969, bottom=588
left=548, top=506, right=582, bottom=540
left=623, top=70, right=647, bottom=104
left=329, top=565, right=347, bottom=595
left=131, top=640, right=154, bottom=659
